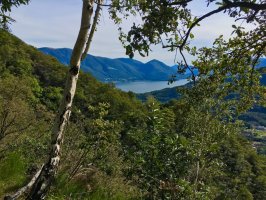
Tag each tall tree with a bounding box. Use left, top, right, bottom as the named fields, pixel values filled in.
left=5, top=0, right=103, bottom=199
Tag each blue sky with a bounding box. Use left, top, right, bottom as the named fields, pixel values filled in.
left=10, top=0, right=249, bottom=65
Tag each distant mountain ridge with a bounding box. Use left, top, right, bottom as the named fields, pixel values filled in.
left=39, top=47, right=188, bottom=82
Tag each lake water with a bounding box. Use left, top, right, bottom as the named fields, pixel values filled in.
left=115, top=79, right=188, bottom=93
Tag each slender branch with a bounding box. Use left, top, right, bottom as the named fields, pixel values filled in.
left=162, top=0, right=192, bottom=6
left=4, top=123, right=32, bottom=136
left=0, top=110, right=9, bottom=137
left=163, top=5, right=232, bottom=50
left=179, top=48, right=196, bottom=85
left=2, top=115, right=16, bottom=132
left=94, top=0, right=193, bottom=8
left=82, top=0, right=103, bottom=61
left=68, top=149, right=90, bottom=182
left=93, top=0, right=134, bottom=7
left=163, top=1, right=266, bottom=50
left=223, top=0, right=266, bottom=11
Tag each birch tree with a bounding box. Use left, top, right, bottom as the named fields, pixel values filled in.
left=5, top=0, right=103, bottom=199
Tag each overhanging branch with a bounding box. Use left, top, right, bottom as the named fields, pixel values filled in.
left=163, top=1, right=266, bottom=50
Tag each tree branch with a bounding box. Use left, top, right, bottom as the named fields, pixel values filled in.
left=179, top=48, right=196, bottom=85
left=81, top=0, right=103, bottom=61
left=167, top=0, right=192, bottom=6
left=163, top=1, right=266, bottom=50
left=223, top=0, right=266, bottom=11
left=163, top=5, right=232, bottom=50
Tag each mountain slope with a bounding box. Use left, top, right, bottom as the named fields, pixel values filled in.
left=39, top=47, right=187, bottom=82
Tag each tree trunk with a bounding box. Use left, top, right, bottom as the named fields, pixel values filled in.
left=4, top=0, right=104, bottom=199
left=25, top=1, right=94, bottom=199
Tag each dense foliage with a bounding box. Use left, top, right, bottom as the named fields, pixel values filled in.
left=0, top=29, right=266, bottom=199
left=0, top=0, right=29, bottom=30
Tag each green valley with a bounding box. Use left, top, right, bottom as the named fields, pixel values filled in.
left=1, top=28, right=266, bottom=200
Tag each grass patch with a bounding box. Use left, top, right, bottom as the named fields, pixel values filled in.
left=0, top=152, right=27, bottom=196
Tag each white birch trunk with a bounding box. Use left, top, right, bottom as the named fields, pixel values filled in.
left=4, top=0, right=104, bottom=199
left=24, top=1, right=94, bottom=199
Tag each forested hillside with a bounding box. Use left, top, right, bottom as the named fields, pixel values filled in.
left=1, top=29, right=266, bottom=199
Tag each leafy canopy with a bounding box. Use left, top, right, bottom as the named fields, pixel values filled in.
left=0, top=0, right=30, bottom=29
